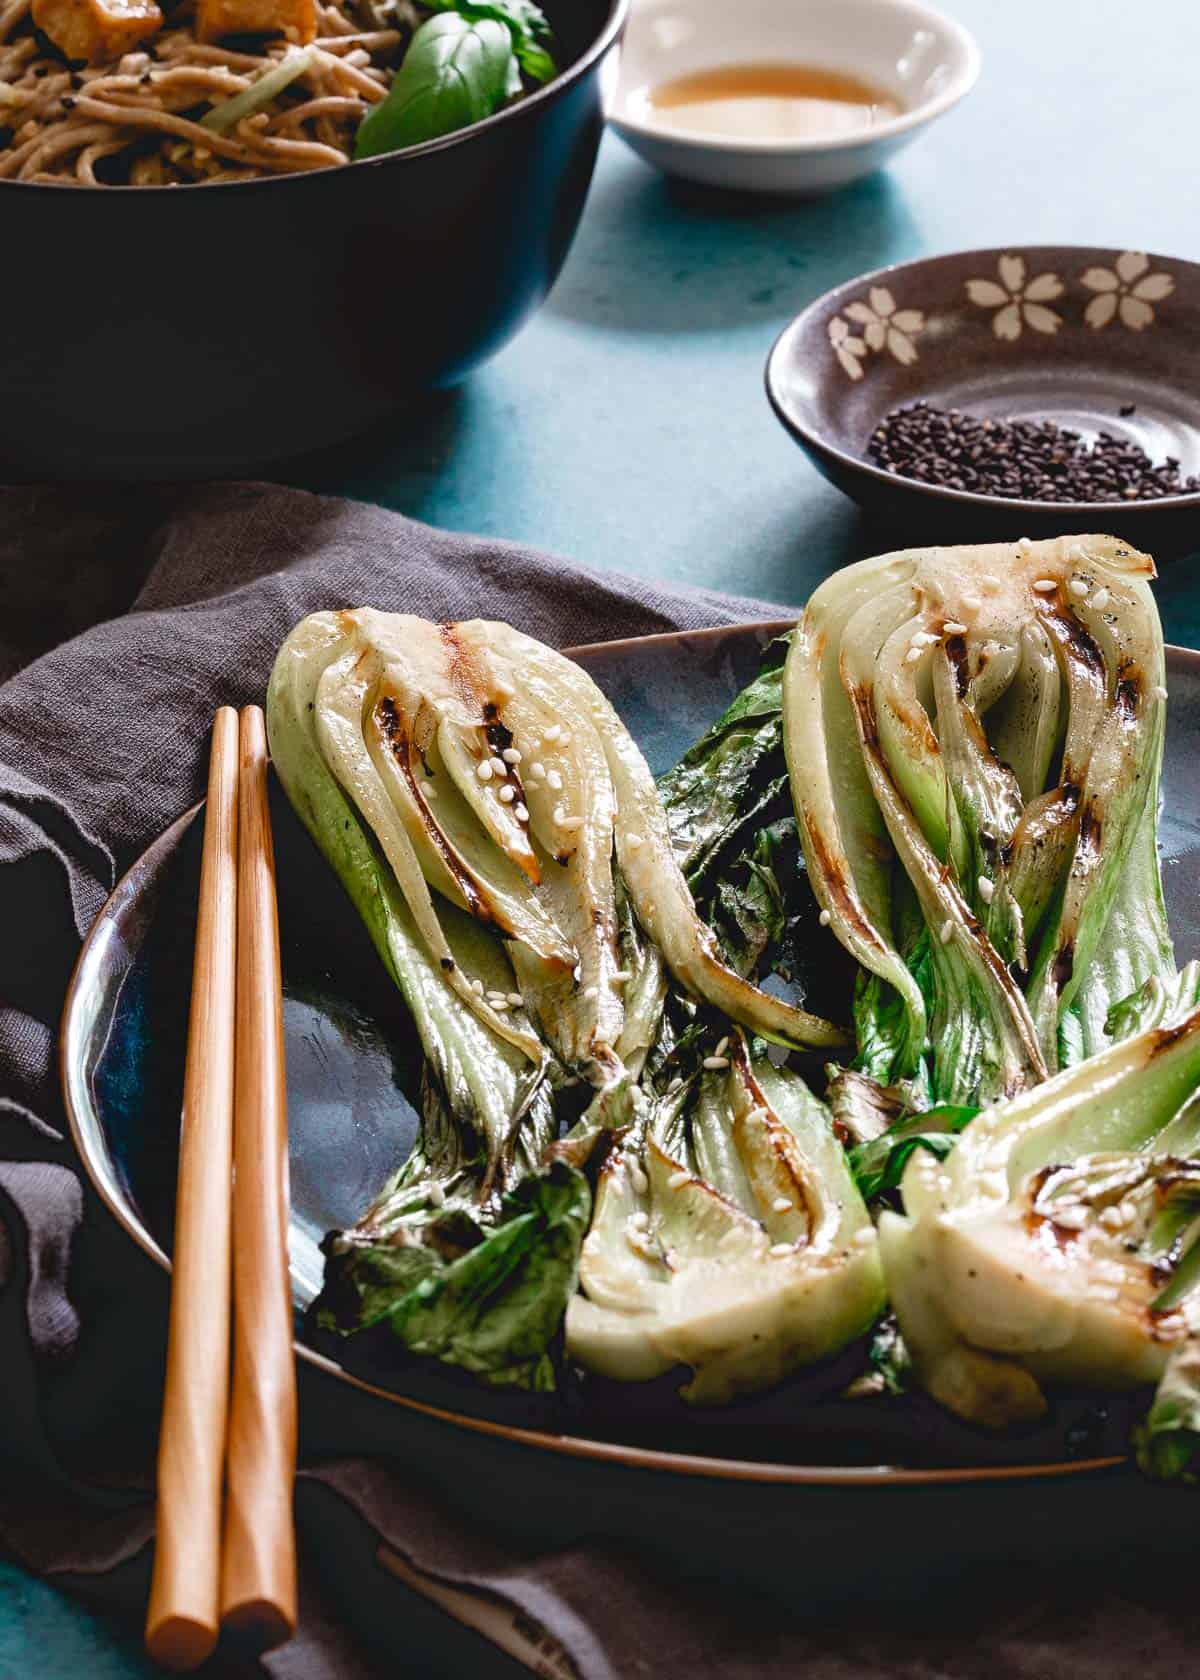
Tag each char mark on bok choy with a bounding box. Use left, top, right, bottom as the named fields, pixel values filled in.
left=267, top=609, right=846, bottom=1392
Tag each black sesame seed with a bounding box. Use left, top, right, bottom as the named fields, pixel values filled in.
left=866, top=402, right=1200, bottom=503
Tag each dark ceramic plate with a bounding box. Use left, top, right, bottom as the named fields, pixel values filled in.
left=766, top=246, right=1200, bottom=547
left=60, top=624, right=1200, bottom=1491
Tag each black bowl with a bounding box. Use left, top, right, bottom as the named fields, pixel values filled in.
left=0, top=0, right=625, bottom=480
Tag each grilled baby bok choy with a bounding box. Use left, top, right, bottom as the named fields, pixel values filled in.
left=567, top=1033, right=884, bottom=1403
left=268, top=609, right=846, bottom=1389
left=785, top=535, right=1182, bottom=1109
left=566, top=652, right=881, bottom=1404
left=878, top=1005, right=1200, bottom=1448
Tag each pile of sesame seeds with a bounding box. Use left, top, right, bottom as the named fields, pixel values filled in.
left=867, top=402, right=1200, bottom=503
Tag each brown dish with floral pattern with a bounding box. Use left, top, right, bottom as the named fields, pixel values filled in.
left=766, top=245, right=1200, bottom=546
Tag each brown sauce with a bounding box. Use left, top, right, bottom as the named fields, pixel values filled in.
left=634, top=63, right=903, bottom=141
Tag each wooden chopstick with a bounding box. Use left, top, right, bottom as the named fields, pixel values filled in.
left=146, top=708, right=240, bottom=1672
left=219, top=704, right=298, bottom=1651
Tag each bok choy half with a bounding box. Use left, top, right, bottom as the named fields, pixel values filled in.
left=878, top=1003, right=1200, bottom=1471
left=566, top=655, right=883, bottom=1402
left=784, top=534, right=1189, bottom=1113
left=267, top=609, right=847, bottom=1392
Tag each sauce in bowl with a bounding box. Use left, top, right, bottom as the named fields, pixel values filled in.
left=631, top=63, right=903, bottom=142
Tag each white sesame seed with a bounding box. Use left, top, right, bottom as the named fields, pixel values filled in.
left=702, top=1055, right=730, bottom=1070
left=515, top=803, right=529, bottom=822
left=854, top=1226, right=877, bottom=1246
left=507, top=992, right=523, bottom=1007
left=498, top=785, right=515, bottom=804
left=487, top=989, right=507, bottom=1001
left=629, top=1161, right=648, bottom=1194
left=819, top=908, right=832, bottom=926
left=1090, top=586, right=1111, bottom=610
left=961, top=594, right=981, bottom=612
left=559, top=815, right=584, bottom=831
left=476, top=761, right=493, bottom=781
left=1119, top=1200, right=1138, bottom=1226
left=982, top=577, right=1001, bottom=594
left=1153, top=685, right=1168, bottom=702
left=1068, top=578, right=1089, bottom=599
left=429, top=1181, right=445, bottom=1207
left=1017, top=538, right=1033, bottom=556
left=668, top=1169, right=690, bottom=1190
left=547, top=769, right=563, bottom=791
left=1054, top=1205, right=1087, bottom=1229
left=630, top=1210, right=649, bottom=1231
left=769, top=1242, right=793, bottom=1258
left=939, top=920, right=953, bottom=944
left=667, top=1076, right=684, bottom=1094
left=1031, top=578, right=1056, bottom=593
left=714, top=1036, right=729, bottom=1056
left=582, top=984, right=598, bottom=999
left=489, top=997, right=509, bottom=1011
left=905, top=648, right=922, bottom=665
left=978, top=876, right=995, bottom=904
left=493, top=680, right=514, bottom=701
left=543, top=724, right=561, bottom=742
left=490, top=756, right=506, bottom=777
left=470, top=978, right=485, bottom=995
left=552, top=805, right=566, bottom=825
left=772, top=1196, right=792, bottom=1214
left=502, top=747, right=521, bottom=764
left=942, top=620, right=968, bottom=635
left=424, top=781, right=438, bottom=798
left=626, top=832, right=644, bottom=850
left=528, top=761, right=546, bottom=780
left=1100, top=1206, right=1124, bottom=1230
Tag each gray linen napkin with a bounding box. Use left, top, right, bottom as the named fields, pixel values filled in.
left=3, top=482, right=1199, bottom=1680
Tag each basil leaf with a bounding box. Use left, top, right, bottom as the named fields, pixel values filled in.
left=355, top=12, right=516, bottom=159
left=424, top=0, right=557, bottom=84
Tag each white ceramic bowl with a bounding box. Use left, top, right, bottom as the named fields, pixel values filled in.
left=606, top=0, right=981, bottom=195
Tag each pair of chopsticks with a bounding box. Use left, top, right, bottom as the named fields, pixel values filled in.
left=145, top=707, right=297, bottom=1672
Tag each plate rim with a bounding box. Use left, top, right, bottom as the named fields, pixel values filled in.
left=764, top=242, right=1200, bottom=519
left=62, top=621, right=1200, bottom=1488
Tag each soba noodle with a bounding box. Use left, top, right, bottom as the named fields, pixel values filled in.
left=0, top=0, right=426, bottom=183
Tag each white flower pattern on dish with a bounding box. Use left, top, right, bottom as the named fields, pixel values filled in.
left=842, top=288, right=924, bottom=365
left=828, top=315, right=868, bottom=380
left=965, top=254, right=1064, bottom=340
left=1080, top=252, right=1174, bottom=332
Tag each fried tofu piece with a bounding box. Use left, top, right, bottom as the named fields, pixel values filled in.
left=195, top=0, right=316, bottom=45
left=31, top=0, right=163, bottom=65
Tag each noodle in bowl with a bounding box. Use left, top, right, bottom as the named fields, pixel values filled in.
left=0, top=0, right=549, bottom=184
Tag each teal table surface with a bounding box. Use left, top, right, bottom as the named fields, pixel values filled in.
left=6, top=0, right=1200, bottom=1673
